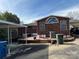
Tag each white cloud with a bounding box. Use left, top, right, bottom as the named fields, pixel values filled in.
left=22, top=5, right=79, bottom=24
left=0, top=0, right=24, bottom=12
left=24, top=5, right=79, bottom=24
left=0, top=0, right=79, bottom=24
left=52, top=5, right=79, bottom=17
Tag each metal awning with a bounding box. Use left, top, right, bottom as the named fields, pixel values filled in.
left=70, top=21, right=79, bottom=27
left=70, top=20, right=79, bottom=27
left=0, top=20, right=27, bottom=28
left=0, top=20, right=27, bottom=55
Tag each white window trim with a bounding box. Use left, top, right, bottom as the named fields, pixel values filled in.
left=47, top=17, right=59, bottom=24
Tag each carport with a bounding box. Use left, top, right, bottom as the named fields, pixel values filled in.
left=70, top=20, right=79, bottom=27
left=0, top=20, right=27, bottom=55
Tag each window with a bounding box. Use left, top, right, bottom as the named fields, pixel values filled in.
left=47, top=17, right=58, bottom=24
left=60, top=20, right=67, bottom=31
left=39, top=22, right=45, bottom=31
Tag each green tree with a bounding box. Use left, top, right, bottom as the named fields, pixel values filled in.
left=0, top=29, right=8, bottom=41
left=0, top=11, right=20, bottom=24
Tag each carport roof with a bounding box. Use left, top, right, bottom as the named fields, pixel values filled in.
left=0, top=20, right=27, bottom=28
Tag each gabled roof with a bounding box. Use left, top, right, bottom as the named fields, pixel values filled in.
left=25, top=15, right=70, bottom=26
left=36, top=15, right=70, bottom=22
left=25, top=21, right=37, bottom=26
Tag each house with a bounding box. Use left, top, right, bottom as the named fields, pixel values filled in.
left=27, top=15, right=70, bottom=37
left=18, top=27, right=27, bottom=38
left=70, top=20, right=79, bottom=28
left=25, top=22, right=37, bottom=37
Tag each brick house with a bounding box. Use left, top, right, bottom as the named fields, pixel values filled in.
left=25, top=22, right=37, bottom=37
left=27, top=15, right=70, bottom=37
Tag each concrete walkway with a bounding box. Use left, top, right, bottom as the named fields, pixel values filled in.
left=49, top=38, right=79, bottom=59
left=7, top=38, right=79, bottom=59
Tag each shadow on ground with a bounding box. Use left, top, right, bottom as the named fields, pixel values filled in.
left=7, top=45, right=48, bottom=59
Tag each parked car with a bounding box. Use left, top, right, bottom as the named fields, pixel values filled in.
left=70, top=27, right=79, bottom=37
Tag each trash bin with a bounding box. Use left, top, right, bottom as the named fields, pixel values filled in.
left=56, top=34, right=64, bottom=44
left=0, top=41, right=8, bottom=59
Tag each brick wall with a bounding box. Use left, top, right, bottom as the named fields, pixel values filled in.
left=37, top=16, right=69, bottom=36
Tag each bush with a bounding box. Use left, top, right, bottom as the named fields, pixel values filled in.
left=0, top=29, right=8, bottom=41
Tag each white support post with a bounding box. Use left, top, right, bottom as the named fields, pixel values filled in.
left=17, top=28, right=18, bottom=38
left=50, top=31, right=52, bottom=39
left=49, top=31, right=52, bottom=44
left=7, top=26, right=10, bottom=55
left=25, top=27, right=27, bottom=44
left=10, top=29, right=12, bottom=45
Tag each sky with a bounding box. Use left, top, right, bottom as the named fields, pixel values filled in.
left=0, top=0, right=79, bottom=24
